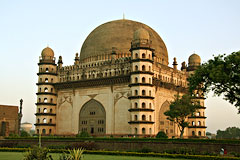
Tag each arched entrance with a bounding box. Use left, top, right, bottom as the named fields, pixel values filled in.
left=159, top=101, right=175, bottom=137
left=79, top=99, right=106, bottom=135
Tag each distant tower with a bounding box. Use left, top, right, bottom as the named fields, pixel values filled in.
left=187, top=53, right=206, bottom=137
left=128, top=28, right=155, bottom=136
left=18, top=99, right=23, bottom=135
left=35, top=47, right=57, bottom=135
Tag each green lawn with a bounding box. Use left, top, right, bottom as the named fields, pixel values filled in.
left=0, top=152, right=185, bottom=160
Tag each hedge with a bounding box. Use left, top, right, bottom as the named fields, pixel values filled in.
left=0, top=147, right=240, bottom=160
left=4, top=137, right=240, bottom=145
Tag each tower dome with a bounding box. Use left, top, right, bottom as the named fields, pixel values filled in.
left=80, top=19, right=168, bottom=65
left=41, top=47, right=54, bottom=57
left=188, top=53, right=201, bottom=66
left=133, top=28, right=150, bottom=40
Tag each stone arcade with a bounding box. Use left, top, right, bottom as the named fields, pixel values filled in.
left=35, top=19, right=206, bottom=138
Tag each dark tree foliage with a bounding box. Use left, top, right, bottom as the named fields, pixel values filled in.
left=216, top=127, right=240, bottom=139
left=20, top=130, right=31, bottom=137
left=164, top=95, right=201, bottom=139
left=156, top=131, right=168, bottom=139
left=188, top=51, right=240, bottom=112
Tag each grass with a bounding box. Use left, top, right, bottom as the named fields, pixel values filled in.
left=0, top=152, right=185, bottom=160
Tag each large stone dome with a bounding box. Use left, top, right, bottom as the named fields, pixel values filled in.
left=80, top=19, right=168, bottom=65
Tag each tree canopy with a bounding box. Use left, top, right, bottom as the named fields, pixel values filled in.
left=216, top=127, right=240, bottom=139
left=188, top=51, right=240, bottom=112
left=164, top=94, right=201, bottom=138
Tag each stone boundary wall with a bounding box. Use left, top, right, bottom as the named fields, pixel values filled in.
left=1, top=139, right=240, bottom=154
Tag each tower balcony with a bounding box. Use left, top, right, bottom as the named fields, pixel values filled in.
left=128, top=120, right=154, bottom=124
left=128, top=108, right=154, bottom=112
left=36, top=92, right=57, bottom=96
left=130, top=71, right=154, bottom=75
left=128, top=96, right=154, bottom=100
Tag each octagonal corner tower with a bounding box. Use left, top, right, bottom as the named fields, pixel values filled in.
left=80, top=19, right=169, bottom=65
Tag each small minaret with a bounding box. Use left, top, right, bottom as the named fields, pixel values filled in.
left=173, top=57, right=178, bottom=70
left=181, top=61, right=187, bottom=71
left=35, top=47, right=57, bottom=135
left=58, top=56, right=63, bottom=69
left=74, top=53, right=79, bottom=65
left=128, top=28, right=155, bottom=136
left=18, top=99, right=23, bottom=135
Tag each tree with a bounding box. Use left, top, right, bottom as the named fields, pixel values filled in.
left=216, top=127, right=240, bottom=139
left=164, top=94, right=201, bottom=139
left=20, top=130, right=31, bottom=137
left=188, top=51, right=240, bottom=112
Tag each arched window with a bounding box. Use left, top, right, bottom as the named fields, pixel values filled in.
left=142, top=77, right=145, bottom=83
left=149, top=103, right=152, bottom=109
left=43, top=108, right=47, bottom=113
left=135, top=77, right=138, bottom=83
left=38, top=108, right=40, bottom=113
left=142, top=90, right=146, bottom=95
left=46, top=68, right=49, bottom=72
left=149, top=66, right=151, bottom=71
left=134, top=102, right=138, bottom=108
left=43, top=118, right=47, bottom=123
left=142, top=65, right=145, bottom=71
left=142, top=115, right=146, bottom=121
left=134, top=115, right=138, bottom=121
left=142, top=128, right=146, bottom=134
left=197, top=112, right=200, bottom=116
left=44, top=98, right=47, bottom=103
left=142, top=53, right=146, bottom=58
left=135, top=65, right=138, bottom=71
left=50, top=98, right=53, bottom=103
left=37, top=119, right=40, bottom=123
left=51, top=78, right=53, bottom=82
left=49, top=129, right=52, bottom=134
left=42, top=129, right=46, bottom=134
left=45, top=78, right=48, bottom=83
left=37, top=129, right=39, bottom=134
left=39, top=88, right=42, bottom=92
left=192, top=121, right=195, bottom=126
left=49, top=119, right=52, bottom=123
left=38, top=98, right=41, bottom=102
left=40, top=78, right=42, bottom=82
left=51, top=88, right=53, bottom=92
left=149, top=115, right=152, bottom=121
left=198, top=121, right=201, bottom=126
left=142, top=102, right=146, bottom=108
left=149, top=90, right=151, bottom=96
left=44, top=87, right=48, bottom=92
left=198, top=131, right=201, bottom=136
left=50, top=108, right=53, bottom=113
left=135, top=128, right=138, bottom=134
left=135, top=53, right=138, bottom=58
left=192, top=131, right=195, bottom=136
left=148, top=54, right=151, bottom=59
left=149, top=78, right=151, bottom=84
left=135, top=90, right=138, bottom=96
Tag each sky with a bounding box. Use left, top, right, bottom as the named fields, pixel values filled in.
left=0, top=0, right=239, bottom=134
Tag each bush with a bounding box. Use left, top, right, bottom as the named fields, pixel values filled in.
left=22, top=146, right=53, bottom=160
left=156, top=131, right=168, bottom=139
left=76, top=131, right=90, bottom=138
left=20, top=130, right=31, bottom=137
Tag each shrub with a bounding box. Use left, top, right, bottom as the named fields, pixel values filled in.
left=22, top=146, right=53, bottom=160
left=76, top=131, right=90, bottom=138
left=156, top=131, right=168, bottom=139
left=20, top=130, right=31, bottom=137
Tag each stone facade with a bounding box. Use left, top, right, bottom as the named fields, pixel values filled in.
left=0, top=105, right=19, bottom=136
left=35, top=19, right=206, bottom=138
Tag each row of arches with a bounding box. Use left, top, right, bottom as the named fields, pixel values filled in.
left=38, top=97, right=54, bottom=103
left=59, top=68, right=130, bottom=82
left=133, top=77, right=152, bottom=84
left=37, top=118, right=53, bottom=124
left=40, top=67, right=55, bottom=73
left=134, top=65, right=151, bottom=72
left=134, top=127, right=152, bottom=134
left=192, top=131, right=205, bottom=136
left=38, top=108, right=53, bottom=113
left=39, top=87, right=54, bottom=93
left=192, top=121, right=205, bottom=126
left=39, top=78, right=54, bottom=83
left=36, top=128, right=52, bottom=135
left=133, top=115, right=152, bottom=121
left=134, top=52, right=152, bottom=60
left=134, top=89, right=152, bottom=96
left=154, top=74, right=187, bottom=87
left=133, top=102, right=152, bottom=109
